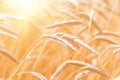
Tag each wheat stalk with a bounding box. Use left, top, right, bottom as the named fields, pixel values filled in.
left=50, top=60, right=110, bottom=80
left=60, top=9, right=89, bottom=20
left=59, top=9, right=102, bottom=33
left=46, top=20, right=88, bottom=28
left=97, top=44, right=120, bottom=58
left=65, top=66, right=88, bottom=80
left=75, top=70, right=90, bottom=80
left=102, top=30, right=120, bottom=37
left=0, top=48, right=19, bottom=63
left=0, top=24, right=18, bottom=36
left=0, top=30, right=18, bottom=40
left=94, top=35, right=119, bottom=44
left=95, top=9, right=108, bottom=20
left=17, top=71, right=47, bottom=80
left=113, top=48, right=120, bottom=54
left=0, top=24, right=19, bottom=39
left=0, top=13, right=25, bottom=21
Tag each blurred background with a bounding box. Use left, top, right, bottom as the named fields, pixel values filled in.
left=0, top=0, right=120, bottom=80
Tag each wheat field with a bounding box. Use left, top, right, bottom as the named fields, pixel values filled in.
left=0, top=0, right=120, bottom=80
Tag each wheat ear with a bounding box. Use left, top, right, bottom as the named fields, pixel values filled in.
left=41, top=33, right=77, bottom=51
left=55, top=32, right=99, bottom=55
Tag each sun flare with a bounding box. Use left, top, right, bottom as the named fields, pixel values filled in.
left=4, top=0, right=49, bottom=18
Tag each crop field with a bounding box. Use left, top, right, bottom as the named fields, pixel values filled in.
left=0, top=0, right=120, bottom=80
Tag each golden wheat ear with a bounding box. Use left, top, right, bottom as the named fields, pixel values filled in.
left=41, top=33, right=77, bottom=51
left=0, top=48, right=19, bottom=64
left=55, top=32, right=99, bottom=55
left=17, top=71, right=47, bottom=80
left=50, top=60, right=110, bottom=80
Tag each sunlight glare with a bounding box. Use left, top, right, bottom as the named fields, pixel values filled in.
left=4, top=0, right=48, bottom=19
